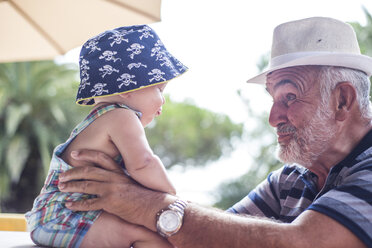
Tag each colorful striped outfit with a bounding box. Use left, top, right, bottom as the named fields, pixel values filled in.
left=228, top=130, right=372, bottom=247
left=26, top=103, right=140, bottom=248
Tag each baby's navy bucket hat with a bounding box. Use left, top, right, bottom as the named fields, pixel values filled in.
left=76, top=25, right=187, bottom=105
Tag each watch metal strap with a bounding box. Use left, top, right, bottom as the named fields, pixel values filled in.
left=169, top=199, right=188, bottom=214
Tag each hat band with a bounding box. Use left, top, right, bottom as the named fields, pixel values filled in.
left=267, top=51, right=372, bottom=77
left=270, top=51, right=359, bottom=68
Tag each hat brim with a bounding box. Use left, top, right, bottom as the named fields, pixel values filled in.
left=246, top=52, right=372, bottom=84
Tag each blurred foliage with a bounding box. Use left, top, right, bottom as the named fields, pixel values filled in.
left=0, top=61, right=88, bottom=212
left=147, top=96, right=243, bottom=169
left=350, top=6, right=372, bottom=57
left=213, top=7, right=372, bottom=209
left=0, top=61, right=243, bottom=213
left=349, top=6, right=372, bottom=93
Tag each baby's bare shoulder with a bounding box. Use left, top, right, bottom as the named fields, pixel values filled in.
left=99, top=107, right=139, bottom=126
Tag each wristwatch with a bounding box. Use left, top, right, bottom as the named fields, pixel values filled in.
left=156, top=199, right=188, bottom=238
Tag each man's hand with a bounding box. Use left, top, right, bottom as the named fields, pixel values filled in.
left=58, top=150, right=174, bottom=230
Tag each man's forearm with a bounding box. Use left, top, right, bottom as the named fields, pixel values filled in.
left=163, top=203, right=365, bottom=248
left=168, top=203, right=288, bottom=248
left=132, top=192, right=291, bottom=247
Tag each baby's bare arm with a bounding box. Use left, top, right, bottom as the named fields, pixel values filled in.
left=106, top=109, right=176, bottom=195
left=127, top=153, right=176, bottom=195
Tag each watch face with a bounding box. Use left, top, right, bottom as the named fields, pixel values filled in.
left=159, top=210, right=181, bottom=232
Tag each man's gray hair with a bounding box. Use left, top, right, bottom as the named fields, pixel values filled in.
left=317, top=66, right=372, bottom=120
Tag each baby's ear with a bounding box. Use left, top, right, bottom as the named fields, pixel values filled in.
left=118, top=92, right=130, bottom=99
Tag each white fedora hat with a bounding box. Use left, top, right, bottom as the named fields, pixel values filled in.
left=246, top=17, right=372, bottom=84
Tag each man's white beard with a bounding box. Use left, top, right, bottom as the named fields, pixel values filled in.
left=276, top=104, right=337, bottom=167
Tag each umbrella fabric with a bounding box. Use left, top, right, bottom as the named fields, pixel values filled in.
left=0, top=0, right=161, bottom=62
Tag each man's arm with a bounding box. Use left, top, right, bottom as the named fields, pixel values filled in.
left=58, top=150, right=366, bottom=248
left=169, top=205, right=366, bottom=248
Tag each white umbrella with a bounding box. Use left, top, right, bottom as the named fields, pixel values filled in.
left=0, top=0, right=161, bottom=62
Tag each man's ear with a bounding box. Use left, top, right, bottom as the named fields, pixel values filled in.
left=334, top=82, right=357, bottom=121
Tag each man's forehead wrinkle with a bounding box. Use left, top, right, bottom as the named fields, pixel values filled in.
left=270, top=69, right=314, bottom=94
left=266, top=68, right=309, bottom=94
left=289, top=73, right=307, bottom=93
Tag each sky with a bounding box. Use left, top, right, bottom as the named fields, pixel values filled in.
left=60, top=0, right=372, bottom=206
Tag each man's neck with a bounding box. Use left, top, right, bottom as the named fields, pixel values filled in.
left=309, top=120, right=372, bottom=190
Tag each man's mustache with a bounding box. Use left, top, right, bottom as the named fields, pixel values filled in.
left=277, top=124, right=296, bottom=134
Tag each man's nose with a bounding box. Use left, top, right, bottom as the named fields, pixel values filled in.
left=269, top=102, right=288, bottom=127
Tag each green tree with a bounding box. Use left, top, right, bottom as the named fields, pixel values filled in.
left=0, top=61, right=87, bottom=212
left=214, top=7, right=372, bottom=209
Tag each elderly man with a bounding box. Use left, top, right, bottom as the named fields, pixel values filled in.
left=58, top=17, right=372, bottom=247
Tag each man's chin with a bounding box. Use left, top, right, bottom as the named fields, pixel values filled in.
left=276, top=144, right=298, bottom=165
left=276, top=145, right=289, bottom=163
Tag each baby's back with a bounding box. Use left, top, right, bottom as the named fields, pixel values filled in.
left=61, top=108, right=122, bottom=168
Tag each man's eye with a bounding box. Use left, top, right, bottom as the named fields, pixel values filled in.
left=286, top=93, right=296, bottom=101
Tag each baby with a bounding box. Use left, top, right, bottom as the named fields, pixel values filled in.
left=26, top=25, right=187, bottom=247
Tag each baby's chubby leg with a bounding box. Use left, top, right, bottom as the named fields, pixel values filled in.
left=81, top=211, right=173, bottom=248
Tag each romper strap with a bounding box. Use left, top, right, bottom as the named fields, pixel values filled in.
left=69, top=103, right=142, bottom=138
left=113, top=103, right=142, bottom=119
